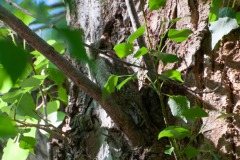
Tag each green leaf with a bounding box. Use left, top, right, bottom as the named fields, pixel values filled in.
left=39, top=100, right=60, bottom=115
left=158, top=126, right=191, bottom=140
left=236, top=12, right=240, bottom=24
left=57, top=28, right=88, bottom=62
left=170, top=17, right=182, bottom=23
left=117, top=76, right=136, bottom=90
left=168, top=29, right=192, bottom=42
left=17, top=93, right=39, bottom=120
left=151, top=51, right=180, bottom=66
left=20, top=75, right=48, bottom=92
left=164, top=147, right=174, bottom=155
left=134, top=47, right=148, bottom=58
left=0, top=40, right=28, bottom=93
left=46, top=67, right=66, bottom=85
left=58, top=86, right=68, bottom=104
left=183, top=146, right=200, bottom=160
left=114, top=43, right=134, bottom=58
left=2, top=138, right=29, bottom=160
left=162, top=70, right=183, bottom=82
left=182, top=106, right=208, bottom=119
left=19, top=136, right=36, bottom=150
left=148, top=0, right=166, bottom=11
left=168, top=96, right=190, bottom=122
left=127, top=24, right=146, bottom=43
left=218, top=7, right=236, bottom=19
left=1, top=89, right=22, bottom=103
left=46, top=111, right=65, bottom=127
left=209, top=17, right=239, bottom=49
left=47, top=40, right=65, bottom=54
left=0, top=66, right=12, bottom=94
left=0, top=113, right=17, bottom=137
left=102, top=75, right=118, bottom=99
left=209, top=0, right=224, bottom=22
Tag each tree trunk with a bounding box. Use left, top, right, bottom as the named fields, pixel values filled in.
left=55, top=0, right=240, bottom=159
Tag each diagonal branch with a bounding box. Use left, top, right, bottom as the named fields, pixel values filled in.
left=0, top=5, right=146, bottom=147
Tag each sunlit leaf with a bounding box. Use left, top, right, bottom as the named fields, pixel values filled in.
left=164, top=147, right=174, bottom=155
left=162, top=70, right=183, bottom=82
left=39, top=100, right=60, bottom=115
left=134, top=47, right=148, bottom=58
left=2, top=138, right=29, bottom=160
left=117, top=74, right=137, bottom=90
left=20, top=75, right=48, bottom=92
left=209, top=0, right=224, bottom=22
left=236, top=12, right=240, bottom=24
left=148, top=0, right=166, bottom=11
left=168, top=95, right=190, bottom=122
left=127, top=24, right=146, bottom=43
left=158, top=126, right=191, bottom=140
left=102, top=75, right=118, bottom=99
left=19, top=136, right=36, bottom=151
left=209, top=17, right=239, bottom=49
left=151, top=51, right=180, bottom=66
left=1, top=89, right=22, bottom=103
left=168, top=29, right=192, bottom=42
left=114, top=43, right=134, bottom=58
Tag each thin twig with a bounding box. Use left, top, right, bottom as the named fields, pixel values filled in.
left=4, top=0, right=35, bottom=17
left=84, top=43, right=221, bottom=95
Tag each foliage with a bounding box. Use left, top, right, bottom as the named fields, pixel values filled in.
left=209, top=2, right=240, bottom=49
left=0, top=0, right=239, bottom=159
left=0, top=0, right=67, bottom=159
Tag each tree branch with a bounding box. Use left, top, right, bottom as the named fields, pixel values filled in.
left=0, top=5, right=146, bottom=147
left=125, top=0, right=156, bottom=80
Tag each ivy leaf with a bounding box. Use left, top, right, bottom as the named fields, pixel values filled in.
left=19, top=136, right=36, bottom=151
left=134, top=47, right=148, bottom=58
left=182, top=106, right=208, bottom=119
left=168, top=29, right=192, bottom=42
left=168, top=95, right=190, bottom=122
left=127, top=24, right=146, bottom=43
left=162, top=70, right=183, bottom=82
left=209, top=17, right=239, bottom=49
left=148, top=0, right=166, bottom=11
left=151, top=51, right=180, bottom=66
left=102, top=75, right=118, bottom=100
left=183, top=146, right=200, bottom=159
left=114, top=43, right=134, bottom=58
left=158, top=126, right=191, bottom=140
left=0, top=113, right=17, bottom=137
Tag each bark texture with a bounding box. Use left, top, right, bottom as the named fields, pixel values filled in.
left=59, top=0, right=240, bottom=159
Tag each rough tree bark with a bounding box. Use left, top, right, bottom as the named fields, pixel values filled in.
left=0, top=0, right=239, bottom=159
left=62, top=0, right=240, bottom=159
